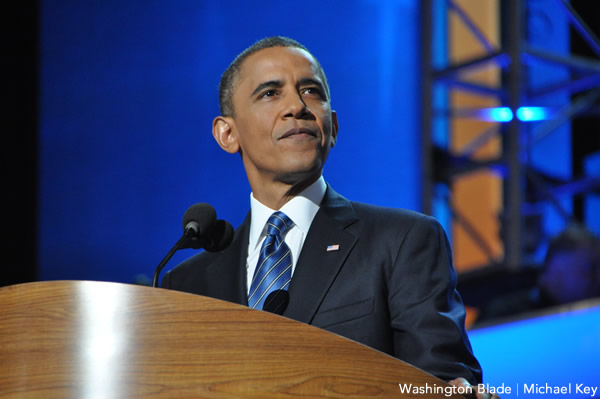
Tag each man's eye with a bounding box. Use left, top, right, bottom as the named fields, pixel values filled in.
left=302, top=87, right=324, bottom=98
left=260, top=89, right=277, bottom=98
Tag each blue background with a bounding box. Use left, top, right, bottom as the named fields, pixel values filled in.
left=39, top=0, right=420, bottom=283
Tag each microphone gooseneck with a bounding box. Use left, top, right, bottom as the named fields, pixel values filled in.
left=152, top=203, right=233, bottom=288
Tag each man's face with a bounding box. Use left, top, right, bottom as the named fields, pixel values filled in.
left=218, top=46, right=337, bottom=188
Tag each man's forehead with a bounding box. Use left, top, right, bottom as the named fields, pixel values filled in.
left=236, top=46, right=322, bottom=88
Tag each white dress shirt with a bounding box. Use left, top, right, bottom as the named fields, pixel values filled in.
left=246, top=176, right=326, bottom=294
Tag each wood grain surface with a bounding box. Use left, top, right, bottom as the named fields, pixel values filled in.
left=0, top=281, right=466, bottom=398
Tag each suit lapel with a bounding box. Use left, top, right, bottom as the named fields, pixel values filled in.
left=210, top=212, right=250, bottom=305
left=284, top=186, right=359, bottom=324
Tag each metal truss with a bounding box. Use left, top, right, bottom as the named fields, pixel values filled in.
left=420, top=0, right=600, bottom=270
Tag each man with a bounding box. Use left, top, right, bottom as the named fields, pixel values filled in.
left=163, top=36, right=484, bottom=391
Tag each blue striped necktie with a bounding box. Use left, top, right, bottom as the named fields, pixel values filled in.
left=248, top=211, right=293, bottom=310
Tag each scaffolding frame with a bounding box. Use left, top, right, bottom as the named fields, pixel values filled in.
left=420, top=0, right=600, bottom=270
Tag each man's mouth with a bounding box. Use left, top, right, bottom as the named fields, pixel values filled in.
left=279, top=128, right=317, bottom=140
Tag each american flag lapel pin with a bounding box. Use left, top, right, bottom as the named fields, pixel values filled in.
left=326, top=244, right=340, bottom=252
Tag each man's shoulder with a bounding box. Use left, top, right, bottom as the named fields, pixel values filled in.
left=162, top=248, right=220, bottom=287
left=347, top=200, right=441, bottom=232
left=174, top=247, right=221, bottom=269
left=324, top=185, right=439, bottom=230
left=350, top=200, right=429, bottom=219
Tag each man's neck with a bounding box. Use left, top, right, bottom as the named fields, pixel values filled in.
left=250, top=173, right=321, bottom=210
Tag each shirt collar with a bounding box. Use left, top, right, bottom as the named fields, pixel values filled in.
left=248, top=176, right=326, bottom=251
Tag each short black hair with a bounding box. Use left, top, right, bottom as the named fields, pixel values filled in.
left=218, top=36, right=330, bottom=117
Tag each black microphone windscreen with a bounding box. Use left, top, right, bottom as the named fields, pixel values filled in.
left=204, top=220, right=235, bottom=252
left=182, top=203, right=217, bottom=236
left=262, top=290, right=289, bottom=315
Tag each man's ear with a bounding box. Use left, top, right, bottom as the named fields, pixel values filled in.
left=330, top=110, right=338, bottom=147
left=212, top=116, right=240, bottom=154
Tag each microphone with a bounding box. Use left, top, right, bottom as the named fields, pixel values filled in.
left=202, top=219, right=234, bottom=252
left=262, top=290, right=290, bottom=315
left=181, top=203, right=217, bottom=248
left=152, top=203, right=231, bottom=288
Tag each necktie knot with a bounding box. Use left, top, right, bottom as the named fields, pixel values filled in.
left=266, top=211, right=293, bottom=238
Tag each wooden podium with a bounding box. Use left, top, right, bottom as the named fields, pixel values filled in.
left=0, top=281, right=464, bottom=398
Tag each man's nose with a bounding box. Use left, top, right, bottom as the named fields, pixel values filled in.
left=283, top=92, right=314, bottom=120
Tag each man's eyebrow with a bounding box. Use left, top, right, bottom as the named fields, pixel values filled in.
left=298, top=77, right=325, bottom=90
left=250, top=80, right=283, bottom=97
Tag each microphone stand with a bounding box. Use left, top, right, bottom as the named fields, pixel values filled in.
left=152, top=235, right=188, bottom=288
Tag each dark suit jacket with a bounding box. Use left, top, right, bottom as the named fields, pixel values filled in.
left=162, top=186, right=482, bottom=383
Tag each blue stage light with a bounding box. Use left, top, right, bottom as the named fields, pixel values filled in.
left=516, top=106, right=551, bottom=121
left=475, top=107, right=552, bottom=122
left=481, top=107, right=513, bottom=122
